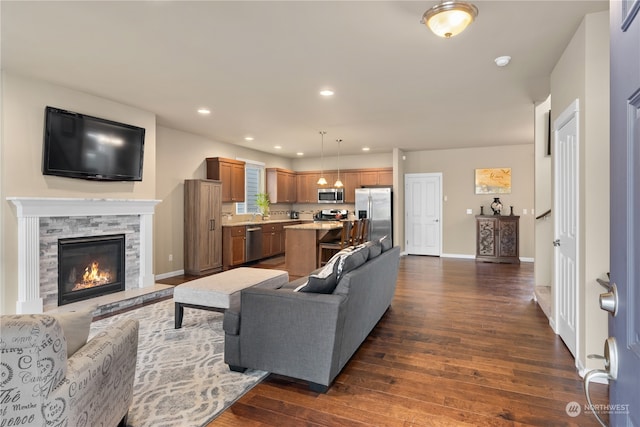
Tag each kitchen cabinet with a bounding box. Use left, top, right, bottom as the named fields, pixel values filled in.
left=342, top=171, right=361, bottom=203
left=296, top=172, right=320, bottom=203
left=360, top=168, right=392, bottom=186
left=475, top=215, right=520, bottom=264
left=184, top=179, right=223, bottom=275
left=261, top=223, right=284, bottom=258
left=206, top=157, right=245, bottom=203
left=222, top=225, right=246, bottom=269
left=266, top=168, right=296, bottom=203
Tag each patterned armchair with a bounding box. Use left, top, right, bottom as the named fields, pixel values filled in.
left=0, top=314, right=138, bottom=427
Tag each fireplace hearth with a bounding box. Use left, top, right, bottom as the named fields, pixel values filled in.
left=58, top=234, right=126, bottom=306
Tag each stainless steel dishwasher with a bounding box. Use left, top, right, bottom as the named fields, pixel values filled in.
left=245, top=226, right=263, bottom=262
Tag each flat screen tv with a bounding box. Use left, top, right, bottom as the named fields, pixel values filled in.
left=42, top=106, right=145, bottom=181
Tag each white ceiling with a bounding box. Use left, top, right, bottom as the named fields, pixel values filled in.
left=1, top=1, right=608, bottom=158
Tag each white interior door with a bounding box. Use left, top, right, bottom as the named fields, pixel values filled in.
left=405, top=173, right=441, bottom=256
left=553, top=99, right=580, bottom=358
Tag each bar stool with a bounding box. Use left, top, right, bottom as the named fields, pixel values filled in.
left=318, top=221, right=353, bottom=266
left=357, top=218, right=370, bottom=244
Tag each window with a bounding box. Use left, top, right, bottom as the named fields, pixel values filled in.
left=236, top=160, right=264, bottom=214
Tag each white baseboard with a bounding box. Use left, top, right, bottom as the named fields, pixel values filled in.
left=520, top=257, right=534, bottom=263
left=155, top=269, right=184, bottom=280
left=440, top=253, right=476, bottom=259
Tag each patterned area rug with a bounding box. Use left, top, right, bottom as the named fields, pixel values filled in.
left=89, top=298, right=267, bottom=427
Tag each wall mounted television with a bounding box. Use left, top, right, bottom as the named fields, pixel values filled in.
left=42, top=106, right=145, bottom=181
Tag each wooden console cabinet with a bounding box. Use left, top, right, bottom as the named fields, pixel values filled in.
left=184, top=179, right=223, bottom=275
left=475, top=215, right=520, bottom=264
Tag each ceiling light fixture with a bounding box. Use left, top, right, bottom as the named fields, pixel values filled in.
left=334, top=139, right=344, bottom=188
left=296, top=152, right=304, bottom=156
left=244, top=136, right=254, bottom=141
left=317, top=131, right=328, bottom=185
left=362, top=147, right=370, bottom=152
left=320, top=89, right=334, bottom=97
left=197, top=108, right=211, bottom=115
left=274, top=145, right=282, bottom=150
left=494, top=56, right=511, bottom=67
left=421, top=1, right=478, bottom=39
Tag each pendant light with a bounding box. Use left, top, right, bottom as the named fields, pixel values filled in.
left=421, top=1, right=478, bottom=39
left=317, top=131, right=328, bottom=185
left=334, top=139, right=343, bottom=188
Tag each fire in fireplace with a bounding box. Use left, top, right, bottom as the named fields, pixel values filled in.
left=58, top=234, right=125, bottom=305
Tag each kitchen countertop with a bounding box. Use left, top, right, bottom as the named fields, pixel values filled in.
left=283, top=221, right=343, bottom=230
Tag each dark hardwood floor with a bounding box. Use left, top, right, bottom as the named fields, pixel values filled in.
left=165, top=255, right=608, bottom=426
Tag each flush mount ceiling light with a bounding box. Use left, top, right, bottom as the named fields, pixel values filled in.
left=494, top=55, right=511, bottom=67
left=421, top=1, right=478, bottom=38
left=244, top=136, right=254, bottom=141
left=319, top=89, right=334, bottom=97
left=197, top=108, right=211, bottom=115
left=317, top=131, right=328, bottom=185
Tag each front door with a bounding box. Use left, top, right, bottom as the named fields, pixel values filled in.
left=404, top=173, right=441, bottom=256
left=554, top=100, right=580, bottom=358
left=602, top=0, right=640, bottom=424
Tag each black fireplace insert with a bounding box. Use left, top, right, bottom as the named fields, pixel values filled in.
left=58, top=234, right=125, bottom=306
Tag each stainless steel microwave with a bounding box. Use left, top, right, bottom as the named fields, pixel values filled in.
left=318, top=188, right=344, bottom=203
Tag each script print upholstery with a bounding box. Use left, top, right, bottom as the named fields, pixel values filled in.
left=0, top=314, right=138, bottom=427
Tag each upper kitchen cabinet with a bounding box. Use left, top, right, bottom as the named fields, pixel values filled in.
left=296, top=172, right=320, bottom=203
left=206, top=157, right=245, bottom=203
left=266, top=168, right=296, bottom=203
left=360, top=168, right=393, bottom=186
left=342, top=171, right=361, bottom=203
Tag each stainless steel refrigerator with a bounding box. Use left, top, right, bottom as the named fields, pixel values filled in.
left=355, top=187, right=392, bottom=244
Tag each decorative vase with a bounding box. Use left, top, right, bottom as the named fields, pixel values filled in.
left=510, top=206, right=514, bottom=216
left=490, top=197, right=503, bottom=215
left=480, top=206, right=484, bottom=215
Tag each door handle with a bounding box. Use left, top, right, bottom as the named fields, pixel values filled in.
left=434, top=219, right=439, bottom=222
left=599, top=283, right=618, bottom=316
left=584, top=337, right=618, bottom=427
left=553, top=239, right=561, bottom=247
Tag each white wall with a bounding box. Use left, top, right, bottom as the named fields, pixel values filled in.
left=550, top=10, right=609, bottom=372
left=534, top=96, right=552, bottom=288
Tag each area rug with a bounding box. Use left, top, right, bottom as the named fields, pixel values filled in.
left=89, top=298, right=268, bottom=427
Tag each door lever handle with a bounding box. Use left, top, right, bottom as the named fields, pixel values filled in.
left=553, top=239, right=561, bottom=247
left=584, top=337, right=618, bottom=427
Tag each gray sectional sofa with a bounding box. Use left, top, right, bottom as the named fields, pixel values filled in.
left=223, top=239, right=401, bottom=392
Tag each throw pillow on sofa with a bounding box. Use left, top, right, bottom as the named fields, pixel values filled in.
left=334, top=244, right=369, bottom=282
left=364, top=240, right=382, bottom=260
left=296, top=248, right=349, bottom=293
left=379, top=235, right=392, bottom=252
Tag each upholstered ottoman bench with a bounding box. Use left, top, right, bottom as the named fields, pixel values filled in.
left=174, top=267, right=289, bottom=328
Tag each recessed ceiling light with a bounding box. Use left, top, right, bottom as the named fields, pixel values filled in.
left=274, top=145, right=282, bottom=149
left=494, top=56, right=511, bottom=67
left=244, top=136, right=254, bottom=141
left=296, top=152, right=304, bottom=156
left=362, top=147, right=370, bottom=152
left=197, top=108, right=211, bottom=115
left=319, top=89, right=334, bottom=97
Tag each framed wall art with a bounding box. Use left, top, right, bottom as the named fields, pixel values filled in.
left=475, top=168, right=512, bottom=194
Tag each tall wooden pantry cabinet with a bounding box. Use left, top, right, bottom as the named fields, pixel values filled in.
left=184, top=179, right=223, bottom=275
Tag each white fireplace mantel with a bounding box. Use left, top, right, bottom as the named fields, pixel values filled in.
left=8, top=197, right=161, bottom=314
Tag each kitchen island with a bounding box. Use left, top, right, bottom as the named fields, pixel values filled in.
left=283, top=222, right=343, bottom=277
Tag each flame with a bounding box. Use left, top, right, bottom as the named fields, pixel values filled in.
left=72, top=261, right=113, bottom=291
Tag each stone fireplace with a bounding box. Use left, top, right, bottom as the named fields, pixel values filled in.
left=8, top=197, right=160, bottom=313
